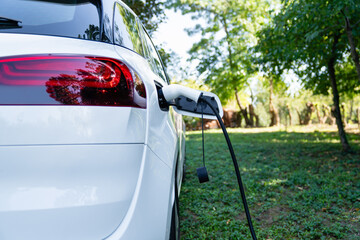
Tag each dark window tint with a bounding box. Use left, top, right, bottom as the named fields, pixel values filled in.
left=0, top=0, right=101, bottom=41
left=141, top=28, right=167, bottom=82
left=113, top=2, right=144, bottom=56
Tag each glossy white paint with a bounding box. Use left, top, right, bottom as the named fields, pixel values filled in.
left=146, top=83, right=178, bottom=168
left=0, top=144, right=144, bottom=239
left=0, top=33, right=182, bottom=240
left=0, top=106, right=146, bottom=145
left=162, top=84, right=201, bottom=103
left=106, top=146, right=172, bottom=240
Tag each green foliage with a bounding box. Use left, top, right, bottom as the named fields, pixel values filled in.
left=180, top=127, right=360, bottom=239
left=336, top=57, right=360, bottom=96
left=255, top=0, right=360, bottom=150
left=172, top=0, right=274, bottom=103
left=256, top=0, right=360, bottom=95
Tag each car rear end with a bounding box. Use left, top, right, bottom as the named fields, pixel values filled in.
left=0, top=1, right=176, bottom=239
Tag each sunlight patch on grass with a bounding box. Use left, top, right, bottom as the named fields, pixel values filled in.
left=262, top=178, right=287, bottom=186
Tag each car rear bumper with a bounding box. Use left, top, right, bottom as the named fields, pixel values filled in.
left=0, top=143, right=173, bottom=240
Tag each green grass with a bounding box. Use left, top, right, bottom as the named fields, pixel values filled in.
left=179, top=125, right=360, bottom=239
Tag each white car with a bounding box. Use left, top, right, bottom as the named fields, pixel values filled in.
left=0, top=1, right=223, bottom=239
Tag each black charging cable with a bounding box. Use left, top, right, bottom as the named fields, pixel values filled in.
left=201, top=101, right=206, bottom=168
left=199, top=96, right=258, bottom=240
left=196, top=99, right=210, bottom=183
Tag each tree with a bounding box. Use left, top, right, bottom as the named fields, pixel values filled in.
left=256, top=0, right=360, bottom=151
left=340, top=2, right=360, bottom=83
left=172, top=0, right=273, bottom=127
left=357, top=107, right=360, bottom=129
left=269, top=78, right=280, bottom=126
left=286, top=104, right=292, bottom=125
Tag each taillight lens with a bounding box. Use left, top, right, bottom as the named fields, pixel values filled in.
left=0, top=55, right=146, bottom=108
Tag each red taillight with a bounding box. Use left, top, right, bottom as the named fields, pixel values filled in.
left=0, top=55, right=146, bottom=108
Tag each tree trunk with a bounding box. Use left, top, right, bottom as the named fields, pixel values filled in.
left=315, top=104, right=321, bottom=124
left=248, top=88, right=259, bottom=127
left=321, top=104, right=329, bottom=124
left=328, top=34, right=351, bottom=152
left=286, top=104, right=292, bottom=126
left=343, top=11, right=360, bottom=83
left=341, top=103, right=347, bottom=128
left=248, top=104, right=259, bottom=127
left=330, top=106, right=336, bottom=125
left=349, top=100, right=354, bottom=121
left=235, top=88, right=251, bottom=127
left=296, top=107, right=303, bottom=125
left=269, top=79, right=280, bottom=126
left=303, top=102, right=315, bottom=125
left=357, top=107, right=360, bottom=129
left=248, top=105, right=254, bottom=127
left=236, top=111, right=242, bottom=128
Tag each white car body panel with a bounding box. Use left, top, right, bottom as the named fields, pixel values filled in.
left=106, top=146, right=173, bottom=240
left=0, top=33, right=184, bottom=239
left=0, top=106, right=146, bottom=145
left=0, top=144, right=144, bottom=240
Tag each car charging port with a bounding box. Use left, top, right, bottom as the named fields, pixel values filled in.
left=156, top=83, right=169, bottom=111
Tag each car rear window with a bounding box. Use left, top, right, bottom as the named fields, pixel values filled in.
left=0, top=0, right=101, bottom=41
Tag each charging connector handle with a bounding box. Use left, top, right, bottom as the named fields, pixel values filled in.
left=161, top=84, right=202, bottom=103
left=199, top=96, right=258, bottom=240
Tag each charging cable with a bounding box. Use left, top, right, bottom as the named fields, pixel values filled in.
left=159, top=85, right=257, bottom=239
left=199, top=96, right=258, bottom=240
left=196, top=98, right=210, bottom=183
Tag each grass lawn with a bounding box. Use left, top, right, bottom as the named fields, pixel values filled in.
left=179, top=125, right=360, bottom=239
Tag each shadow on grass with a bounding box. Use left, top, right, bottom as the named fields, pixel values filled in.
left=180, top=129, right=360, bottom=240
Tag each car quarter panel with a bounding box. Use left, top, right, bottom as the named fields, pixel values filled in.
left=0, top=144, right=145, bottom=240
left=105, top=145, right=172, bottom=240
